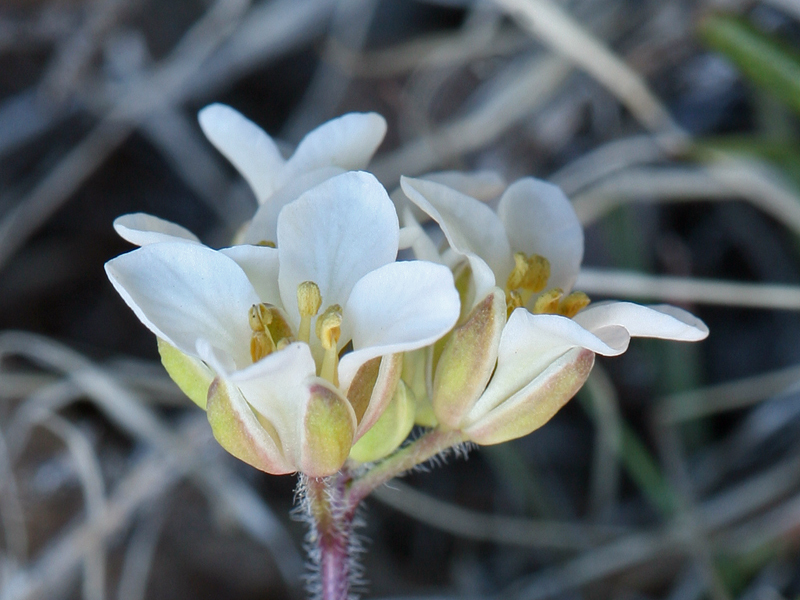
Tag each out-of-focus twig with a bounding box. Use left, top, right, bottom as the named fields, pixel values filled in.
left=371, top=480, right=629, bottom=550
left=492, top=0, right=686, bottom=145
left=576, top=268, right=800, bottom=310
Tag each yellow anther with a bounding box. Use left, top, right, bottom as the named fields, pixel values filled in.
left=249, top=303, right=276, bottom=362
left=506, top=252, right=530, bottom=291
left=248, top=303, right=273, bottom=332
left=250, top=332, right=275, bottom=362
left=506, top=289, right=524, bottom=319
left=316, top=304, right=343, bottom=386
left=523, top=254, right=550, bottom=293
left=297, top=281, right=322, bottom=343
left=298, top=281, right=322, bottom=317
left=276, top=337, right=293, bottom=351
left=256, top=240, right=276, bottom=248
left=316, top=305, right=343, bottom=350
left=533, top=288, right=563, bottom=314
left=558, top=291, right=590, bottom=318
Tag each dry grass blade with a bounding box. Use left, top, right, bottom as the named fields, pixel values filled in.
left=492, top=0, right=685, bottom=142
left=37, top=412, right=108, bottom=600
left=575, top=268, right=800, bottom=310
left=372, top=54, right=571, bottom=182
left=657, top=363, right=800, bottom=424
left=371, top=480, right=629, bottom=550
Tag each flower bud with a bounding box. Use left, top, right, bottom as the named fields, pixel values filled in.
left=432, top=288, right=506, bottom=429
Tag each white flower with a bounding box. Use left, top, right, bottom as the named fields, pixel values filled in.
left=113, top=104, right=387, bottom=247
left=399, top=176, right=709, bottom=444
left=106, top=172, right=460, bottom=476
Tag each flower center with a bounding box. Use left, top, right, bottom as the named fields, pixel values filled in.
left=248, top=281, right=346, bottom=386
left=505, top=251, right=590, bottom=319
left=296, top=281, right=344, bottom=386
left=249, top=303, right=294, bottom=362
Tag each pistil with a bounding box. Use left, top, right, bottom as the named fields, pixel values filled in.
left=316, top=304, right=343, bottom=387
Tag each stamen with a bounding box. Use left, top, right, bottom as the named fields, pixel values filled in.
left=533, top=288, right=563, bottom=314
left=506, top=252, right=529, bottom=291
left=506, top=289, right=524, bottom=319
left=523, top=254, right=550, bottom=293
left=249, top=304, right=276, bottom=362
left=256, top=240, right=276, bottom=248
left=297, top=281, right=322, bottom=343
left=558, top=291, right=590, bottom=318
left=316, top=304, right=342, bottom=386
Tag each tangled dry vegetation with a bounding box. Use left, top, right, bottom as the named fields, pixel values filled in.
left=3, top=0, right=800, bottom=598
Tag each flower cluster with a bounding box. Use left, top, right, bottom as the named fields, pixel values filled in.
left=106, top=105, right=708, bottom=477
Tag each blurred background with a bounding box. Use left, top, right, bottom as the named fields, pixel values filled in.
left=2, top=0, right=800, bottom=598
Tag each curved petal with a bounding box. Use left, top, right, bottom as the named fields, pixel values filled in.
left=572, top=301, right=709, bottom=342
left=277, top=171, right=399, bottom=327
left=198, top=104, right=285, bottom=203
left=467, top=309, right=620, bottom=424
left=284, top=112, right=387, bottom=177
left=113, top=213, right=200, bottom=246
left=338, top=261, right=460, bottom=382
left=497, top=178, right=583, bottom=292
left=401, top=176, right=514, bottom=286
left=219, top=245, right=281, bottom=306
left=229, top=342, right=318, bottom=464
left=105, top=243, right=259, bottom=369
left=242, top=166, right=345, bottom=245
left=399, top=206, right=442, bottom=263
left=423, top=170, right=506, bottom=202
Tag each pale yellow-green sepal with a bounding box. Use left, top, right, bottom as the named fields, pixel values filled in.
left=206, top=376, right=295, bottom=474
left=464, top=348, right=594, bottom=445
left=157, top=338, right=214, bottom=409
left=432, top=288, right=506, bottom=429
left=301, top=381, right=357, bottom=477
left=349, top=379, right=416, bottom=463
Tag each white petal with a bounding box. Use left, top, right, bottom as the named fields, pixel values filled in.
left=113, top=213, right=201, bottom=246
left=229, top=342, right=318, bottom=461
left=242, top=166, right=345, bottom=245
left=467, top=309, right=620, bottom=423
left=105, top=243, right=259, bottom=369
left=572, top=301, right=709, bottom=342
left=219, top=245, right=281, bottom=306
left=284, top=112, right=387, bottom=178
left=339, top=261, right=460, bottom=386
left=198, top=103, right=285, bottom=203
left=423, top=170, right=506, bottom=201
left=400, top=176, right=513, bottom=287
left=399, top=207, right=442, bottom=263
left=277, top=171, right=398, bottom=327
left=497, top=178, right=583, bottom=292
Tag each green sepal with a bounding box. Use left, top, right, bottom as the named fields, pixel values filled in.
left=206, top=377, right=294, bottom=474
left=432, top=288, right=506, bottom=429
left=465, top=349, right=594, bottom=445
left=349, top=379, right=416, bottom=463
left=301, top=382, right=357, bottom=477
left=157, top=338, right=213, bottom=409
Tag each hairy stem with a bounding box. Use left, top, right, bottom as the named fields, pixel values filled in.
left=306, top=475, right=353, bottom=600
left=347, top=428, right=466, bottom=509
